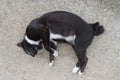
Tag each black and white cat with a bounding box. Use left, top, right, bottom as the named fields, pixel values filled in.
left=17, top=11, right=104, bottom=75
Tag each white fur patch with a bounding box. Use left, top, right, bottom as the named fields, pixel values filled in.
left=72, top=66, right=80, bottom=73
left=25, top=35, right=40, bottom=45
left=78, top=71, right=83, bottom=76
left=49, top=61, right=54, bottom=66
left=53, top=50, right=58, bottom=57
left=51, top=48, right=58, bottom=57
left=50, top=32, right=76, bottom=44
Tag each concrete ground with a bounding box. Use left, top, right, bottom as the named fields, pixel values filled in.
left=0, top=0, right=120, bottom=80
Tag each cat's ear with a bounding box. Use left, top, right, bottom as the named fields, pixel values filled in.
left=17, top=42, right=22, bottom=47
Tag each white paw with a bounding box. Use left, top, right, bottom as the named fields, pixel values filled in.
left=72, top=66, right=80, bottom=73
left=49, top=61, right=54, bottom=67
left=78, top=71, right=83, bottom=76
left=53, top=50, right=58, bottom=57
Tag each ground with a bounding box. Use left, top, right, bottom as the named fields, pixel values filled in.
left=0, top=0, right=120, bottom=80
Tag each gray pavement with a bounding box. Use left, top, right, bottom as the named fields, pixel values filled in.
left=0, top=0, right=120, bottom=80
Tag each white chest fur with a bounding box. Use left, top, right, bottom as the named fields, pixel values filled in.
left=50, top=32, right=76, bottom=44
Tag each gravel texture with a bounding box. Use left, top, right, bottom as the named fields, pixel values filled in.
left=0, top=0, right=120, bottom=80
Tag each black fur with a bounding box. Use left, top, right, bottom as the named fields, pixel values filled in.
left=17, top=11, right=104, bottom=73
left=89, top=22, right=104, bottom=36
